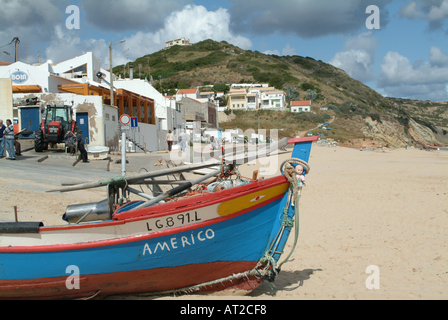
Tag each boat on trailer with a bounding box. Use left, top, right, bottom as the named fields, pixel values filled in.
left=0, top=136, right=318, bottom=299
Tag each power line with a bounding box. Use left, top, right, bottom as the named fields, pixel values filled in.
left=0, top=42, right=13, bottom=49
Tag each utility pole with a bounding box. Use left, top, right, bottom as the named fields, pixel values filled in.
left=109, top=42, right=114, bottom=107
left=11, top=37, right=20, bottom=62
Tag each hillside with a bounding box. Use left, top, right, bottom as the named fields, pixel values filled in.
left=114, top=39, right=448, bottom=148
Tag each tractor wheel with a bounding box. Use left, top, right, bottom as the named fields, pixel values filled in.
left=34, top=130, right=44, bottom=152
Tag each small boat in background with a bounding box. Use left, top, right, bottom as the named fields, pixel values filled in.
left=0, top=136, right=318, bottom=299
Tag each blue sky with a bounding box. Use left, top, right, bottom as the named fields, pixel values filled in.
left=1, top=0, right=447, bottom=101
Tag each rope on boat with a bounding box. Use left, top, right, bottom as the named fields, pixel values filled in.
left=277, top=160, right=304, bottom=271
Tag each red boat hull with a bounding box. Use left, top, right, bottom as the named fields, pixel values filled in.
left=0, top=261, right=262, bottom=299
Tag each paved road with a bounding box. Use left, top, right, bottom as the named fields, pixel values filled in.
left=0, top=148, right=176, bottom=192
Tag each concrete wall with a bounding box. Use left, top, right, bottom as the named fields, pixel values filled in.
left=134, top=122, right=158, bottom=152
left=0, top=78, right=13, bottom=122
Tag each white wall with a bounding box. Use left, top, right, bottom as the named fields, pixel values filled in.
left=139, top=122, right=158, bottom=152
left=0, top=62, right=82, bottom=94
left=0, top=78, right=13, bottom=122
left=291, top=106, right=311, bottom=113
left=52, top=52, right=101, bottom=81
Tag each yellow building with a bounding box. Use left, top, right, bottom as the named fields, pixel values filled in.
left=228, top=89, right=247, bottom=110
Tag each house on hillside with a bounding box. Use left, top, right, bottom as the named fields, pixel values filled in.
left=250, top=87, right=286, bottom=110
left=165, top=37, right=191, bottom=48
left=228, top=89, right=247, bottom=110
left=290, top=100, right=312, bottom=113
left=176, top=88, right=199, bottom=101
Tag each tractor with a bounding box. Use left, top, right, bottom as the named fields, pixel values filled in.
left=34, top=104, right=78, bottom=152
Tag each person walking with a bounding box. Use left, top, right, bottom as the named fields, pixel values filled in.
left=179, top=130, right=188, bottom=153
left=166, top=130, right=174, bottom=152
left=4, top=119, right=15, bottom=160
left=0, top=120, right=5, bottom=158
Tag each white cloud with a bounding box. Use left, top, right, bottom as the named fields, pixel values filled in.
left=377, top=49, right=448, bottom=101
left=0, top=0, right=69, bottom=63
left=45, top=26, right=127, bottom=68
left=398, top=1, right=425, bottom=20
left=429, top=46, right=448, bottom=66
left=398, top=0, right=448, bottom=31
left=44, top=4, right=252, bottom=68
left=122, top=5, right=252, bottom=61
left=282, top=44, right=297, bottom=56
left=329, top=32, right=379, bottom=82
left=330, top=50, right=376, bottom=82
left=263, top=49, right=280, bottom=56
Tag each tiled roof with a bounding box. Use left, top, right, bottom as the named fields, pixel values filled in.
left=291, top=100, right=312, bottom=106
left=177, top=88, right=198, bottom=95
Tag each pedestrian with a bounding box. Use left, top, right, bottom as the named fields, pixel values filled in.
left=0, top=119, right=5, bottom=158
left=166, top=130, right=174, bottom=152
left=14, top=136, right=21, bottom=156
left=64, top=131, right=76, bottom=155
left=4, top=119, right=15, bottom=160
left=179, top=130, right=188, bottom=152
left=76, top=131, right=88, bottom=163
left=210, top=136, right=216, bottom=150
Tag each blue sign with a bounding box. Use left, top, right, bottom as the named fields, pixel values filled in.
left=10, top=71, right=29, bottom=84
left=131, top=117, right=138, bottom=128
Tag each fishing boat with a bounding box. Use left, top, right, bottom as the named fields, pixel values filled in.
left=0, top=136, right=318, bottom=299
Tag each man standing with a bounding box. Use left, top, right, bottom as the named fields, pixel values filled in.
left=4, top=119, right=15, bottom=160
left=76, top=131, right=88, bottom=163
left=0, top=120, right=5, bottom=158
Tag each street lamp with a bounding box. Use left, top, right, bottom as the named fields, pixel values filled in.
left=109, top=39, right=126, bottom=107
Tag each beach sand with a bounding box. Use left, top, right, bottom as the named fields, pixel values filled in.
left=1, top=145, right=447, bottom=300
left=170, top=145, right=448, bottom=300
left=237, top=145, right=448, bottom=299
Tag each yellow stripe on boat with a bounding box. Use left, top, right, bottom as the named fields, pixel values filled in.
left=218, top=183, right=289, bottom=217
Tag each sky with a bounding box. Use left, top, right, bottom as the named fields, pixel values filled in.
left=1, top=0, right=448, bottom=102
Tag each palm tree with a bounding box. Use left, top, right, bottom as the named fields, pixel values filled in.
left=283, top=86, right=300, bottom=104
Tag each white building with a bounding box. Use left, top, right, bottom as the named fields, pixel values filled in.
left=165, top=37, right=191, bottom=48
left=250, top=87, right=286, bottom=110
left=111, top=77, right=184, bottom=150
left=176, top=88, right=200, bottom=101
left=290, top=100, right=312, bottom=113
left=0, top=52, right=170, bottom=152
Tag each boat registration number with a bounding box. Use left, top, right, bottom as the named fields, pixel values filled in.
left=145, top=211, right=202, bottom=232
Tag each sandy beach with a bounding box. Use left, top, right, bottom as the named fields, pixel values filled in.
left=165, top=145, right=448, bottom=300
left=1, top=144, right=447, bottom=300
left=240, top=145, right=448, bottom=300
